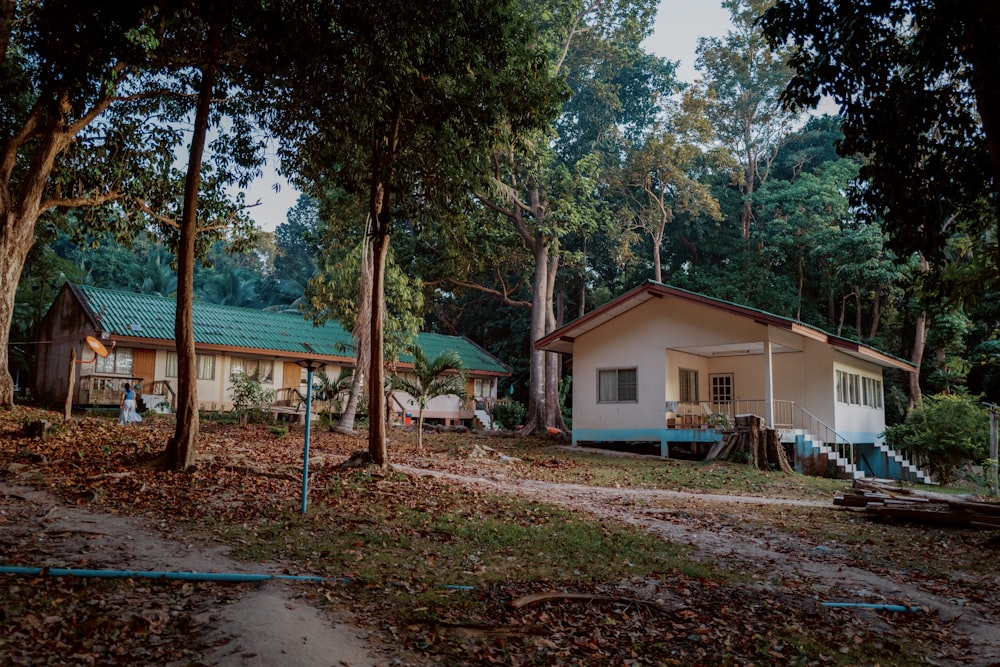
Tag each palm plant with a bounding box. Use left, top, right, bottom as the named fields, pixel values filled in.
left=312, top=368, right=354, bottom=429
left=388, top=347, right=466, bottom=450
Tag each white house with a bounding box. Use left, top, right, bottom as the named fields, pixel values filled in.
left=536, top=281, right=930, bottom=482
left=34, top=283, right=506, bottom=428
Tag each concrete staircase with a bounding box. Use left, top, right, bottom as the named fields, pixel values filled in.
left=865, top=441, right=935, bottom=484
left=781, top=429, right=934, bottom=484
left=782, top=429, right=865, bottom=480
left=474, top=408, right=497, bottom=431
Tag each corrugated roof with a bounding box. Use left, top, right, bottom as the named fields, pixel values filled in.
left=74, top=285, right=508, bottom=375
left=536, top=279, right=915, bottom=372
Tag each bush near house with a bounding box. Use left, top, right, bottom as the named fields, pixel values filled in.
left=493, top=398, right=526, bottom=430
left=228, top=373, right=276, bottom=426
left=883, top=392, right=990, bottom=484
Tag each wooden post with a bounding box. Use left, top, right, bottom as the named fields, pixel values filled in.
left=64, top=348, right=76, bottom=422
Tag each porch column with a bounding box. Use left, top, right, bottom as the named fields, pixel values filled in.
left=763, top=340, right=774, bottom=427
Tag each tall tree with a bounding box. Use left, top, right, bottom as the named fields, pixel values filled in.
left=0, top=2, right=167, bottom=409
left=695, top=0, right=802, bottom=240
left=614, top=92, right=724, bottom=282
left=455, top=0, right=667, bottom=435
left=760, top=0, right=1000, bottom=282
left=272, top=0, right=558, bottom=465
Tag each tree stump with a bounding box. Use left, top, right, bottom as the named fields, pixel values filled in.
left=711, top=414, right=794, bottom=473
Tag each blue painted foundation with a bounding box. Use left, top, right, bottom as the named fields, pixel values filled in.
left=572, top=428, right=722, bottom=457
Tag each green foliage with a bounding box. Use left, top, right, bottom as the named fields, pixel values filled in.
left=228, top=373, right=276, bottom=426
left=760, top=1, right=1000, bottom=276
left=883, top=393, right=990, bottom=484
left=493, top=399, right=527, bottom=430
left=311, top=368, right=354, bottom=429
left=389, top=347, right=466, bottom=447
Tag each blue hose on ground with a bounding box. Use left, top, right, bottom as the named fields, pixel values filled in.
left=0, top=565, right=325, bottom=583
left=821, top=602, right=921, bottom=612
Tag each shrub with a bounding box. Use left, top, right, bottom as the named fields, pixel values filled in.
left=883, top=392, right=989, bottom=484
left=492, top=399, right=526, bottom=430
left=229, top=372, right=276, bottom=426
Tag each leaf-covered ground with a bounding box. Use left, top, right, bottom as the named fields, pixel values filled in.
left=2, top=407, right=999, bottom=666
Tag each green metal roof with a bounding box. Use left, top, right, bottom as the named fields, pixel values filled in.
left=74, top=284, right=509, bottom=375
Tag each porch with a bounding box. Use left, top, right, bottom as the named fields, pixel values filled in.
left=577, top=398, right=931, bottom=482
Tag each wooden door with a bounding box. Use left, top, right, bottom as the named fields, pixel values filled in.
left=133, top=349, right=155, bottom=388
left=283, top=362, right=303, bottom=389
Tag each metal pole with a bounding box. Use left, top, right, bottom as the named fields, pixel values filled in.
left=301, top=368, right=314, bottom=514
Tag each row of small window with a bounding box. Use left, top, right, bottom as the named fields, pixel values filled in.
left=96, top=350, right=273, bottom=383
left=835, top=370, right=883, bottom=408
left=598, top=368, right=703, bottom=404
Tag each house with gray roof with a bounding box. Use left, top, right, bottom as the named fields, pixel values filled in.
left=34, top=283, right=508, bottom=427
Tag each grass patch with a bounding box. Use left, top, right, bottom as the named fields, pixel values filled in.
left=208, top=469, right=717, bottom=620
left=426, top=435, right=850, bottom=499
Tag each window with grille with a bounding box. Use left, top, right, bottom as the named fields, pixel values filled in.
left=709, top=373, right=733, bottom=404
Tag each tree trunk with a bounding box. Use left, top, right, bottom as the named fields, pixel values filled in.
left=854, top=288, right=862, bottom=337
left=868, top=289, right=881, bottom=339
left=652, top=230, right=663, bottom=283
left=336, top=233, right=373, bottom=434
left=0, top=96, right=75, bottom=410
left=543, top=251, right=566, bottom=432
left=367, top=231, right=390, bottom=466
left=0, top=230, right=33, bottom=409
left=165, top=26, right=221, bottom=471
left=521, top=240, right=549, bottom=434
left=908, top=253, right=930, bottom=411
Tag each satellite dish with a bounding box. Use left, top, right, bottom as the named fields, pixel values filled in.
left=85, top=336, right=109, bottom=358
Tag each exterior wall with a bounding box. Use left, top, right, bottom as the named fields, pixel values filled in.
left=389, top=371, right=493, bottom=423
left=832, top=353, right=887, bottom=443
left=34, top=287, right=94, bottom=405
left=572, top=300, right=669, bottom=440
left=568, top=295, right=891, bottom=444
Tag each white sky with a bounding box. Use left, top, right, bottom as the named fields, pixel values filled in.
left=244, top=0, right=734, bottom=232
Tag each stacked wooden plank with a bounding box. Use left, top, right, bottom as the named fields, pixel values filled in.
left=834, top=479, right=1000, bottom=529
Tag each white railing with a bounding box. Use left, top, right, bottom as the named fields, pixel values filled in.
left=686, top=399, right=854, bottom=466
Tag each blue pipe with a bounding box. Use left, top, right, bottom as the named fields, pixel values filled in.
left=822, top=602, right=921, bottom=612
left=0, top=565, right=325, bottom=583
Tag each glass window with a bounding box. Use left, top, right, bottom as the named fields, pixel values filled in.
left=836, top=370, right=884, bottom=409
left=230, top=358, right=273, bottom=384
left=679, top=368, right=698, bottom=403
left=598, top=368, right=637, bottom=403
left=166, top=352, right=216, bottom=380
left=95, top=348, right=133, bottom=375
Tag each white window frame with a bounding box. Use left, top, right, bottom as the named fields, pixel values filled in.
left=836, top=369, right=883, bottom=409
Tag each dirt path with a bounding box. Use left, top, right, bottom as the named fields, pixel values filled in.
left=399, top=465, right=1000, bottom=666
left=6, top=462, right=1000, bottom=666
left=0, top=482, right=383, bottom=667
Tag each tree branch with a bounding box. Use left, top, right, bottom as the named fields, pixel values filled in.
left=446, top=278, right=531, bottom=308
left=135, top=197, right=179, bottom=228
left=40, top=190, right=123, bottom=213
